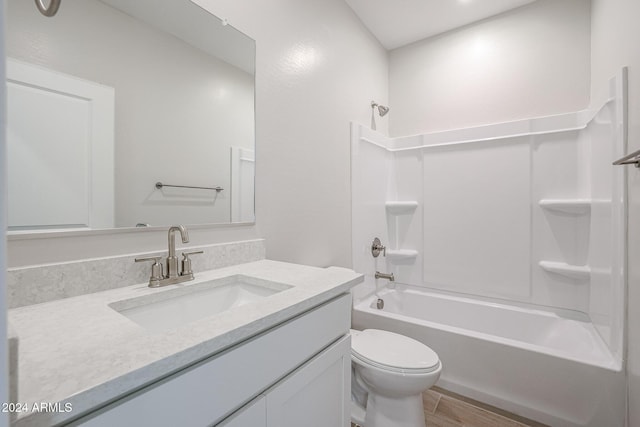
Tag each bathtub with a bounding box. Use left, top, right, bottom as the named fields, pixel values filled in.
left=351, top=283, right=626, bottom=427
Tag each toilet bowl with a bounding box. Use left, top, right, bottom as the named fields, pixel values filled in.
left=350, top=329, right=441, bottom=427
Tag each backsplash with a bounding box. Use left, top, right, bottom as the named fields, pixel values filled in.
left=7, top=239, right=265, bottom=308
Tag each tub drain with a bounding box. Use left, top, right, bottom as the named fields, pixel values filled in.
left=376, top=298, right=384, bottom=309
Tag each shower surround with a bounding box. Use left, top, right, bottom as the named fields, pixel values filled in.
left=351, top=69, right=627, bottom=427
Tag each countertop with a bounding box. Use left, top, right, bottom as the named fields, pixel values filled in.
left=8, top=260, right=363, bottom=426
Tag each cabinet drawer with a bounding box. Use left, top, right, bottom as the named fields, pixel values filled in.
left=71, top=293, right=351, bottom=427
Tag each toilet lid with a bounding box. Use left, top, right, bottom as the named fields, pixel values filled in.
left=352, top=329, right=440, bottom=373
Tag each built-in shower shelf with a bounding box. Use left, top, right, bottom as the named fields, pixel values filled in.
left=386, top=249, right=418, bottom=262
left=538, top=261, right=590, bottom=280
left=539, top=199, right=591, bottom=214
left=385, top=201, right=419, bottom=214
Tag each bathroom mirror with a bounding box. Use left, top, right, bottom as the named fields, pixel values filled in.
left=5, top=0, right=255, bottom=233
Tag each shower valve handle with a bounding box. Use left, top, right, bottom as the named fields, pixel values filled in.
left=371, top=237, right=386, bottom=258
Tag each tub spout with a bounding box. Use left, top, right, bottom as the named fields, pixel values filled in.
left=375, top=271, right=394, bottom=281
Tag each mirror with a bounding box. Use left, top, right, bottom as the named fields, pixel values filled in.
left=5, top=0, right=256, bottom=233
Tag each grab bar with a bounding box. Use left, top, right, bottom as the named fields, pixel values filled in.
left=613, top=148, right=640, bottom=168
left=155, top=182, right=223, bottom=192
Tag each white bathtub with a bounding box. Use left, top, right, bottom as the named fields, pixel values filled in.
left=352, top=284, right=625, bottom=427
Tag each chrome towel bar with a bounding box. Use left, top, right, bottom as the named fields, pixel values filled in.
left=613, top=148, right=640, bottom=168
left=155, top=182, right=223, bottom=192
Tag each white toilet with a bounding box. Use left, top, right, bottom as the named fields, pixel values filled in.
left=350, top=329, right=442, bottom=427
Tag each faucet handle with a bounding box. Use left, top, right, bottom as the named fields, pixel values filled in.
left=181, top=251, right=203, bottom=278
left=183, top=251, right=204, bottom=256
left=371, top=237, right=386, bottom=258
left=135, top=256, right=164, bottom=287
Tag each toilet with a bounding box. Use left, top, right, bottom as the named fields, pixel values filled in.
left=350, top=329, right=442, bottom=427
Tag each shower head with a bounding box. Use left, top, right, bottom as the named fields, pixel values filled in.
left=370, top=101, right=389, bottom=131
left=371, top=101, right=390, bottom=117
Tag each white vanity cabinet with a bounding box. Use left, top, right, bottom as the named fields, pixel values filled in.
left=219, top=335, right=350, bottom=427
left=70, top=294, right=351, bottom=427
left=218, top=397, right=266, bottom=427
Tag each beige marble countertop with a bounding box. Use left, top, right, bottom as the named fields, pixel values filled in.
left=8, top=260, right=363, bottom=427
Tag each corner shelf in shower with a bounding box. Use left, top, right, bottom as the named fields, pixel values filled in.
left=385, top=201, right=419, bottom=215
left=538, top=199, right=591, bottom=214
left=386, top=249, right=418, bottom=262
left=538, top=261, right=590, bottom=281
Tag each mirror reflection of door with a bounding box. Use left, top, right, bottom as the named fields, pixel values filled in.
left=231, top=147, right=255, bottom=223
left=7, top=59, right=115, bottom=231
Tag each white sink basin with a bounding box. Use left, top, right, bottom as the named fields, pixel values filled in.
left=109, top=275, right=292, bottom=332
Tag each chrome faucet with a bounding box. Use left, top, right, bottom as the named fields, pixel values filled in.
left=167, top=225, right=189, bottom=278
left=135, top=225, right=203, bottom=287
left=375, top=271, right=395, bottom=281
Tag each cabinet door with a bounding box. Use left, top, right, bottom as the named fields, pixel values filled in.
left=217, top=396, right=266, bottom=427
left=266, top=335, right=351, bottom=427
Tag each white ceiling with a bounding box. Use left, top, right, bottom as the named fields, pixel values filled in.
left=344, top=0, right=538, bottom=50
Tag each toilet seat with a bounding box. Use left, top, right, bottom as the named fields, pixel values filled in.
left=352, top=329, right=440, bottom=374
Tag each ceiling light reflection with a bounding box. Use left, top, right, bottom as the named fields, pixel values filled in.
left=281, top=42, right=321, bottom=75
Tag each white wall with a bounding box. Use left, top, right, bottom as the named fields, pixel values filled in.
left=5, top=0, right=388, bottom=268
left=389, top=0, right=591, bottom=137
left=590, top=0, right=640, bottom=425
left=7, top=0, right=254, bottom=228
left=0, top=0, right=8, bottom=423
